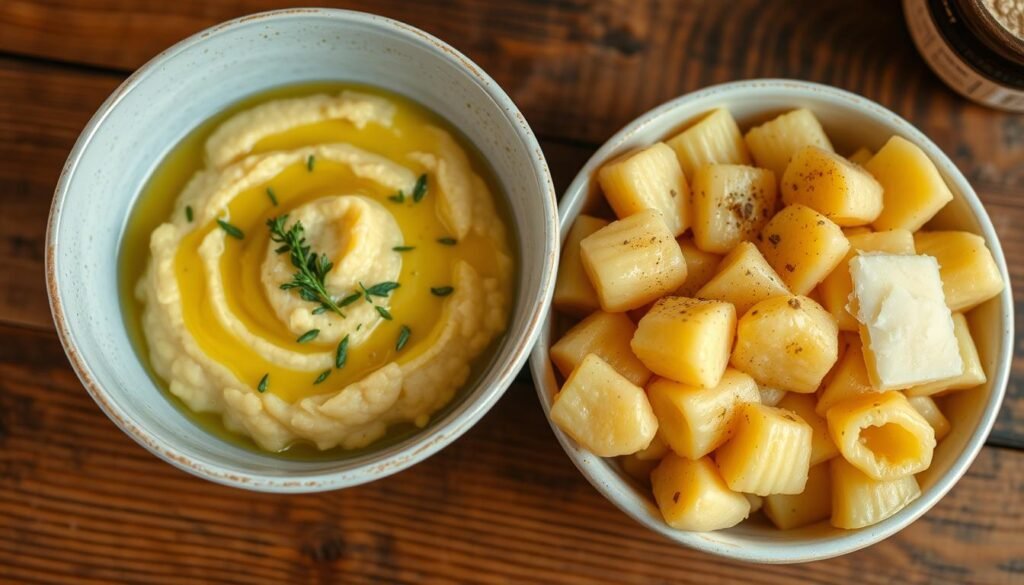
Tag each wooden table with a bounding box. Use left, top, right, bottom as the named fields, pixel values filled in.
left=1, top=1, right=1021, bottom=582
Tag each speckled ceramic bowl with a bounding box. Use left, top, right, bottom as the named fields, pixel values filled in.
left=529, top=79, right=1013, bottom=563
left=47, top=9, right=557, bottom=492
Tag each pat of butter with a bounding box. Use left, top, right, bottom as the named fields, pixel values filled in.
left=849, top=253, right=962, bottom=389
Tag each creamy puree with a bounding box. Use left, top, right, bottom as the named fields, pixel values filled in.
left=132, top=87, right=513, bottom=452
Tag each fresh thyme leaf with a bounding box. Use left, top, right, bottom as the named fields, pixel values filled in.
left=412, top=174, right=428, bottom=203
left=364, top=281, right=401, bottom=298
left=376, top=306, right=393, bottom=320
left=312, top=305, right=328, bottom=315
left=356, top=323, right=363, bottom=331
left=306, top=154, right=315, bottom=171
left=396, top=325, right=411, bottom=351
left=359, top=282, right=372, bottom=304
left=185, top=206, right=194, bottom=222
left=392, top=245, right=415, bottom=252
left=335, top=335, right=349, bottom=369
left=388, top=190, right=405, bottom=203
left=338, top=292, right=362, bottom=308
left=267, top=215, right=347, bottom=318
left=217, top=219, right=244, bottom=240
left=430, top=286, right=454, bottom=297
left=314, top=369, right=331, bottom=384
left=266, top=187, right=278, bottom=206
left=296, top=329, right=320, bottom=343
left=437, top=237, right=457, bottom=246
left=257, top=373, right=269, bottom=393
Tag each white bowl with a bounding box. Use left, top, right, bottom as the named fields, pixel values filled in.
left=529, top=79, right=1013, bottom=563
left=47, top=9, right=557, bottom=492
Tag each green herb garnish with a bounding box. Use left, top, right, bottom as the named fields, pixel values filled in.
left=185, top=206, right=194, bottom=222
left=266, top=187, right=278, bottom=206
left=217, top=219, right=244, bottom=240
left=376, top=306, right=393, bottom=320
left=412, top=174, right=428, bottom=203
left=430, top=286, right=454, bottom=297
left=312, top=306, right=328, bottom=315
left=296, top=329, right=320, bottom=343
left=267, top=215, right=346, bottom=318
left=393, top=245, right=415, bottom=252
left=338, top=292, right=362, bottom=308
left=363, top=281, right=401, bottom=298
left=306, top=154, right=315, bottom=171
left=388, top=190, right=405, bottom=203
left=437, top=237, right=457, bottom=246
left=336, top=335, right=349, bottom=369
left=314, top=369, right=331, bottom=384
left=396, top=325, right=411, bottom=351
left=257, top=373, right=269, bottom=393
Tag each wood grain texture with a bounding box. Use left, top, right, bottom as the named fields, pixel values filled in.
left=0, top=326, right=1021, bottom=585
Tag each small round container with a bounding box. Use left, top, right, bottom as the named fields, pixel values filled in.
left=530, top=79, right=1013, bottom=563
left=47, top=9, right=558, bottom=492
left=904, top=0, right=1024, bottom=112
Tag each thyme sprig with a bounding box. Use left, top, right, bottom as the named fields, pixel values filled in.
left=267, top=215, right=346, bottom=318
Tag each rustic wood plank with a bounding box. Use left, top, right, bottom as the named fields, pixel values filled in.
left=0, top=325, right=1021, bottom=584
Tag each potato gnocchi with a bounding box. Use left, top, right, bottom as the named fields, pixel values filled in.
left=549, top=106, right=1003, bottom=532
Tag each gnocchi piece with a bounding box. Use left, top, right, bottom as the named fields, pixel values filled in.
left=647, top=369, right=761, bottom=459
left=865, top=136, right=953, bottom=231
left=758, top=386, right=787, bottom=407
left=818, top=229, right=915, bottom=331
left=744, top=109, right=834, bottom=178
left=759, top=204, right=850, bottom=295
left=675, top=237, right=722, bottom=297
left=553, top=215, right=609, bottom=316
left=830, top=457, right=920, bottom=530
left=745, top=493, right=764, bottom=514
left=549, top=354, right=659, bottom=457
left=633, top=432, right=670, bottom=461
left=665, top=108, right=751, bottom=179
left=763, top=463, right=832, bottom=530
left=631, top=297, right=736, bottom=388
left=598, top=142, right=690, bottom=236
left=913, top=230, right=1004, bottom=312
left=847, top=147, right=873, bottom=166
left=906, top=313, right=986, bottom=397
left=580, top=209, right=687, bottom=312
left=691, top=164, right=777, bottom=253
left=652, top=454, right=751, bottom=532
left=620, top=453, right=659, bottom=486
left=777, top=393, right=839, bottom=466
left=696, top=242, right=790, bottom=315
left=549, top=311, right=652, bottom=388
left=730, top=295, right=839, bottom=394
left=781, top=145, right=883, bottom=226
left=815, top=337, right=876, bottom=416
left=716, top=403, right=813, bottom=496
left=826, top=391, right=936, bottom=481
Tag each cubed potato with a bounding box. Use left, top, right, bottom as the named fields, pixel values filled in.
left=818, top=229, right=916, bottom=331
left=830, top=457, right=920, bottom=530
left=816, top=337, right=876, bottom=416
left=633, top=432, right=670, bottom=461
left=759, top=204, right=850, bottom=295
left=652, top=454, right=751, bottom=531
left=763, top=463, right=832, bottom=530
left=781, top=145, right=883, bottom=226
left=759, top=386, right=787, bottom=407
left=549, top=354, right=659, bottom=457
left=716, top=403, right=813, bottom=496
left=631, top=297, right=736, bottom=388
left=842, top=226, right=873, bottom=237
left=865, top=136, right=954, bottom=231
left=914, top=231, right=1004, bottom=312
left=906, top=313, right=986, bottom=397
left=553, top=215, right=609, bottom=316
left=826, top=391, right=936, bottom=481
left=746, top=493, right=764, bottom=514
left=549, top=311, right=652, bottom=387
left=731, top=295, right=839, bottom=393
left=847, top=147, right=873, bottom=166
left=665, top=108, right=751, bottom=179
left=598, top=142, right=690, bottom=236
left=907, top=396, right=951, bottom=441
left=744, top=109, right=834, bottom=178
left=580, top=209, right=687, bottom=312
left=696, top=242, right=790, bottom=314
left=777, top=393, right=839, bottom=465
left=675, top=237, right=722, bottom=296
left=647, top=369, right=760, bottom=459
left=620, top=454, right=659, bottom=486
left=691, top=164, right=777, bottom=253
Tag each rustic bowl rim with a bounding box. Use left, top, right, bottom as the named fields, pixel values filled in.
left=46, top=8, right=558, bottom=492
left=528, top=78, right=1013, bottom=563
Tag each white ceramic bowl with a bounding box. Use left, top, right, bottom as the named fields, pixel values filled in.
left=529, top=79, right=1013, bottom=563
left=47, top=9, right=557, bottom=492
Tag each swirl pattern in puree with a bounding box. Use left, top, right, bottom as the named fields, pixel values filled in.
left=128, top=85, right=514, bottom=453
